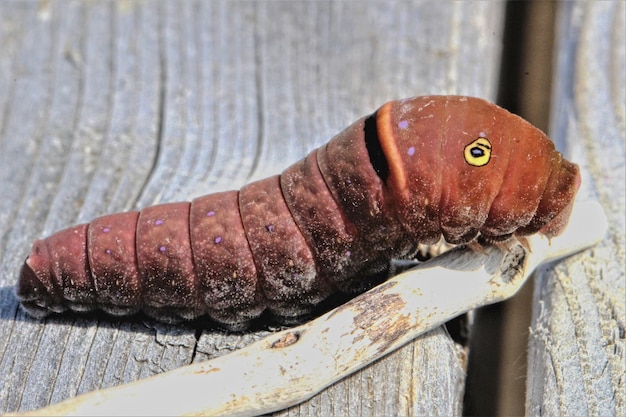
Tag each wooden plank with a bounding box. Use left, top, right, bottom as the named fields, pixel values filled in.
left=526, top=1, right=625, bottom=415
left=0, top=1, right=505, bottom=415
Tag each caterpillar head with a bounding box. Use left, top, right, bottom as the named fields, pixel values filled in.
left=374, top=95, right=580, bottom=244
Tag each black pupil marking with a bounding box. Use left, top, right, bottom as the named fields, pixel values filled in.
left=471, top=147, right=485, bottom=157
left=364, top=112, right=389, bottom=181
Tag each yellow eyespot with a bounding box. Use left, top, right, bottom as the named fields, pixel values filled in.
left=464, top=137, right=492, bottom=167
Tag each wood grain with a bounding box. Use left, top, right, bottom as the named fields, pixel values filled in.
left=0, top=1, right=504, bottom=414
left=526, top=1, right=625, bottom=416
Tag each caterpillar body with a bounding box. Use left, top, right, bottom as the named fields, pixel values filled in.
left=17, top=96, right=580, bottom=329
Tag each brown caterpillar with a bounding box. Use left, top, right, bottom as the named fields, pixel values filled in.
left=17, top=96, right=581, bottom=330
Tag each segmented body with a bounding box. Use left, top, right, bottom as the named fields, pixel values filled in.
left=17, top=96, right=580, bottom=329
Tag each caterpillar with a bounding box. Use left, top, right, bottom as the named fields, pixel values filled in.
left=17, top=96, right=581, bottom=330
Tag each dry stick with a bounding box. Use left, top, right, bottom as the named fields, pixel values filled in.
left=8, top=201, right=607, bottom=417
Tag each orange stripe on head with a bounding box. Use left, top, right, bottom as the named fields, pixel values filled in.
left=376, top=102, right=408, bottom=198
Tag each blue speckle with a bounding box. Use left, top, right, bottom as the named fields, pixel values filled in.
left=155, top=219, right=164, bottom=226
left=214, top=236, right=222, bottom=244
left=407, top=146, right=415, bottom=156
left=398, top=120, right=409, bottom=129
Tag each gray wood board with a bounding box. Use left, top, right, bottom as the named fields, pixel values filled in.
left=0, top=1, right=507, bottom=415
left=526, top=1, right=625, bottom=416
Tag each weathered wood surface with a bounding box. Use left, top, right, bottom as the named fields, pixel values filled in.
left=0, top=1, right=622, bottom=416
left=0, top=1, right=505, bottom=415
left=526, top=1, right=625, bottom=416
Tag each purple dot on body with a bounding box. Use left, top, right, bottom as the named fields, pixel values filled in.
left=407, top=146, right=415, bottom=156
left=102, top=227, right=111, bottom=233
left=105, top=249, right=112, bottom=254
left=159, top=246, right=167, bottom=253
left=207, top=211, right=215, bottom=217
left=155, top=219, right=164, bottom=226
left=479, top=131, right=486, bottom=137
left=266, top=224, right=275, bottom=232
left=214, top=236, right=222, bottom=244
left=398, top=120, right=409, bottom=129
left=346, top=250, right=351, bottom=257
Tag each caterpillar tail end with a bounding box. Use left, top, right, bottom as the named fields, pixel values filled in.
left=17, top=240, right=64, bottom=318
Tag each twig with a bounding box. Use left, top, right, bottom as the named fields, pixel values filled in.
left=7, top=201, right=607, bottom=417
